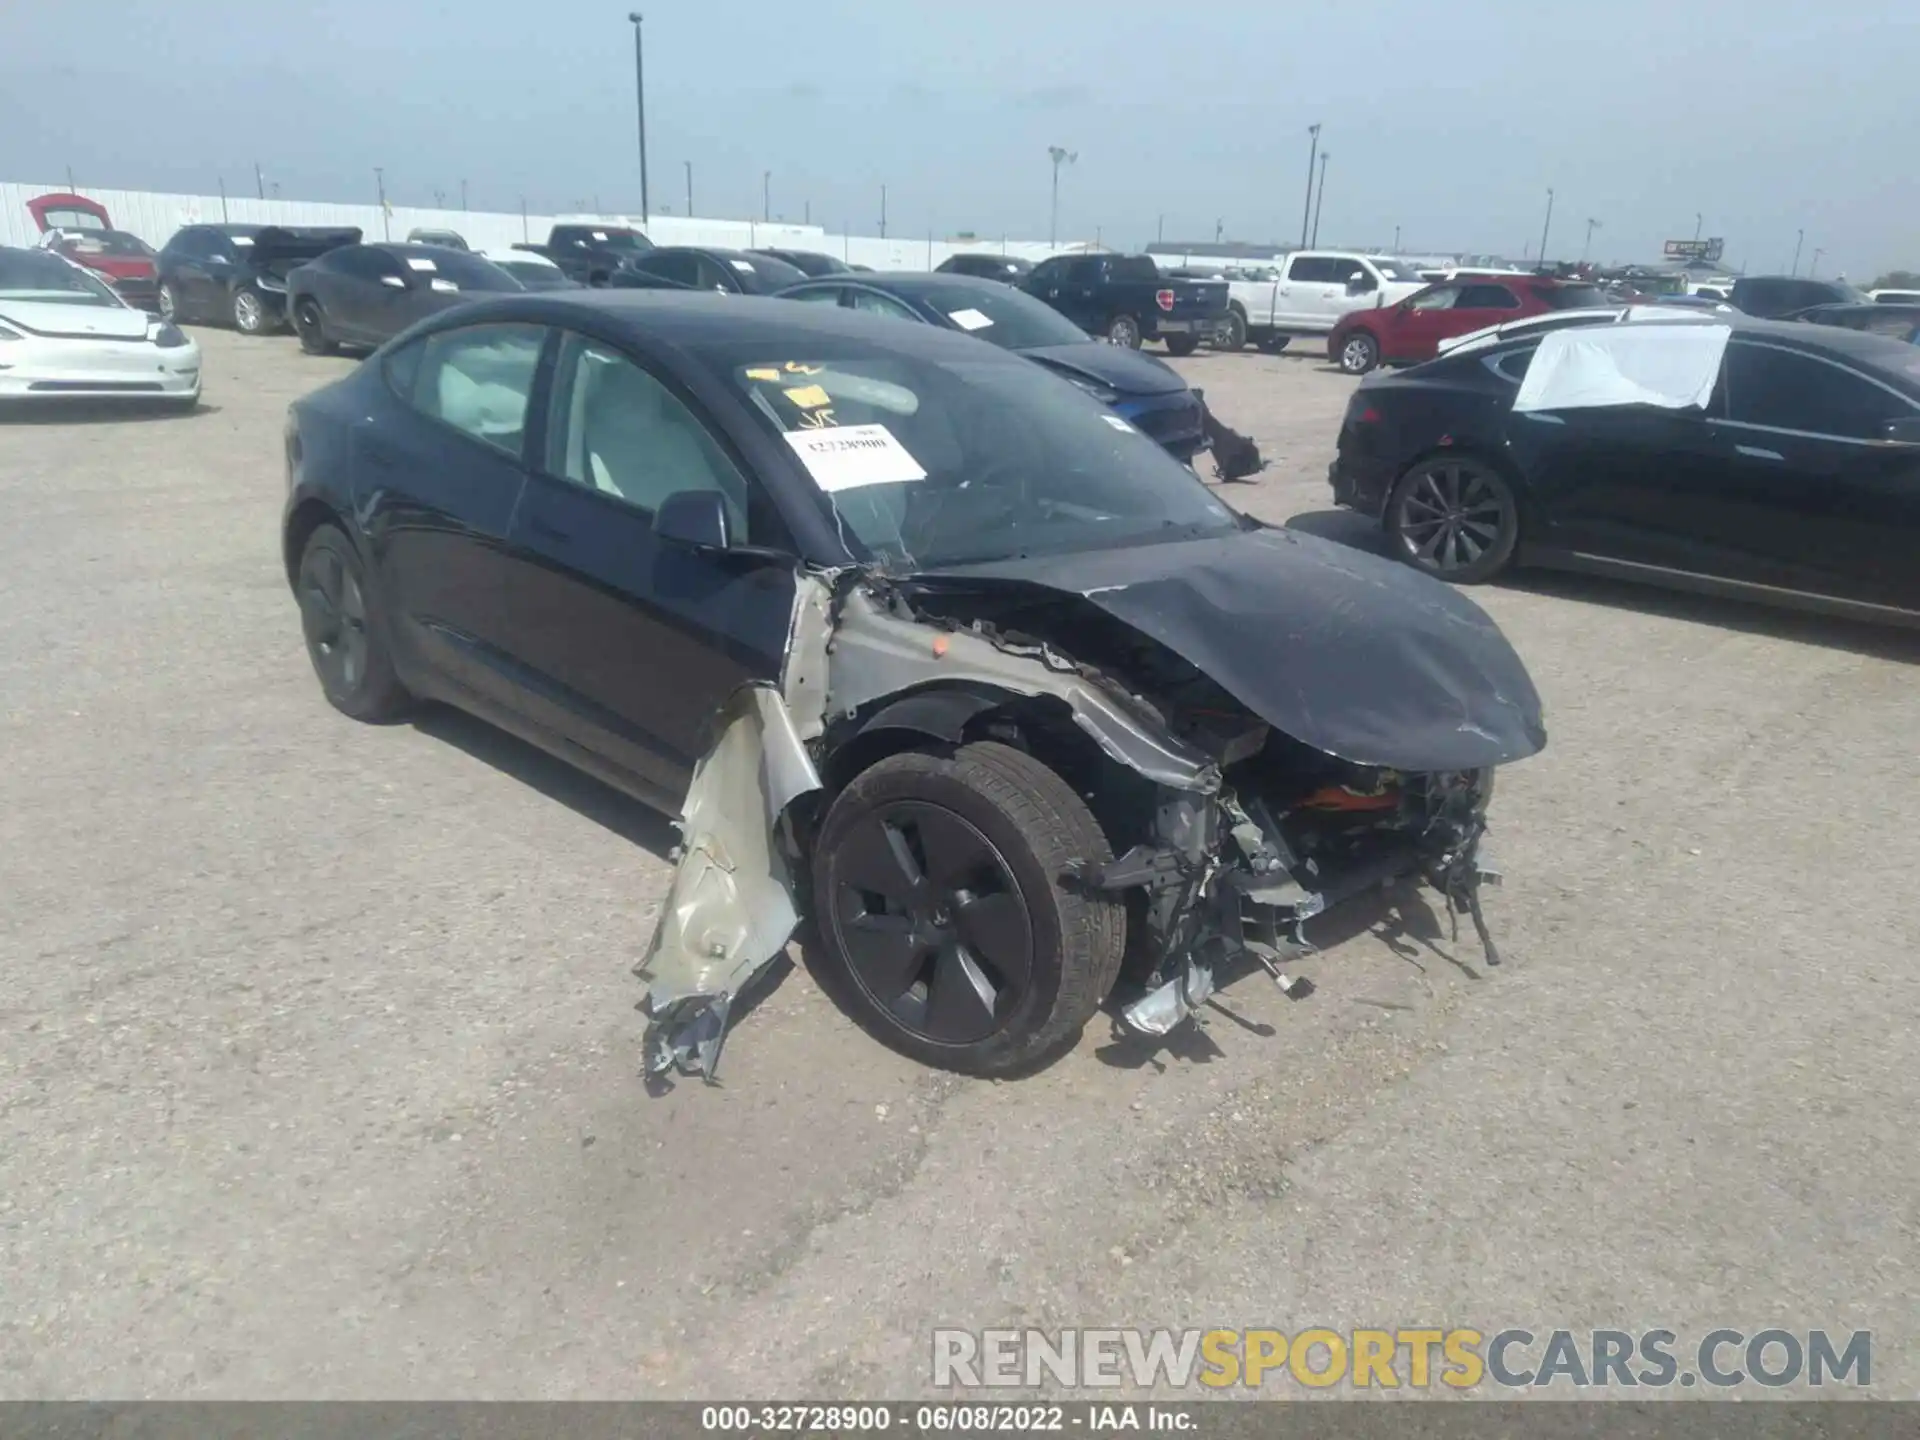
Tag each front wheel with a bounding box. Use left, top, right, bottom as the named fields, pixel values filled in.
left=295, top=524, right=411, bottom=721
left=1386, top=455, right=1520, bottom=585
left=1164, top=335, right=1199, bottom=357
left=1105, top=313, right=1142, bottom=349
left=293, top=297, right=337, bottom=355
left=810, top=741, right=1124, bottom=1076
left=1338, top=330, right=1380, bottom=375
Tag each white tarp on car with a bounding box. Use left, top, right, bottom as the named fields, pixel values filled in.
left=1513, top=323, right=1731, bottom=414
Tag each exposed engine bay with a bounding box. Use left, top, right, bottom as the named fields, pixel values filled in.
left=636, top=522, right=1545, bottom=1080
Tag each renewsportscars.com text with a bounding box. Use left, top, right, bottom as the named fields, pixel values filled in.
left=932, top=1327, right=1872, bottom=1391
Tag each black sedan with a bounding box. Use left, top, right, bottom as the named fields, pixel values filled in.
left=1789, top=303, right=1920, bottom=346
left=282, top=291, right=1542, bottom=1078
left=775, top=271, right=1208, bottom=462
left=608, top=246, right=806, bottom=295
left=285, top=243, right=522, bottom=353
left=1329, top=315, right=1920, bottom=624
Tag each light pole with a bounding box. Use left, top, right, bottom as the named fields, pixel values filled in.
left=1694, top=212, right=1703, bottom=242
left=627, top=13, right=650, bottom=223
left=253, top=162, right=264, bottom=200
left=1047, top=146, right=1076, bottom=246
left=880, top=183, right=888, bottom=239
left=1214, top=218, right=1224, bottom=244
left=1810, top=247, right=1825, bottom=278
left=374, top=166, right=388, bottom=240
left=1300, top=123, right=1321, bottom=247
left=763, top=170, right=771, bottom=222
left=1156, top=214, right=1164, bottom=244
left=1310, top=151, right=1329, bottom=247
left=683, top=160, right=692, bottom=217
left=1393, top=224, right=1401, bottom=251
left=1791, top=228, right=1805, bottom=276
left=1583, top=217, right=1602, bottom=263
left=1538, top=187, right=1555, bottom=268
left=460, top=179, right=468, bottom=212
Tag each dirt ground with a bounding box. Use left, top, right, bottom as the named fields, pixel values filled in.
left=2, top=327, right=1915, bottom=1399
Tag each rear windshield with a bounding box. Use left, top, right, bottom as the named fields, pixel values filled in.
left=58, top=229, right=153, bottom=258
left=395, top=249, right=521, bottom=291
left=916, top=282, right=1089, bottom=349
left=1109, top=256, right=1160, bottom=284
left=492, top=260, right=572, bottom=290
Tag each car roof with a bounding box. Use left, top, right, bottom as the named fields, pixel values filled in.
left=788, top=271, right=1005, bottom=298
left=402, top=287, right=1043, bottom=361
left=481, top=248, right=557, bottom=266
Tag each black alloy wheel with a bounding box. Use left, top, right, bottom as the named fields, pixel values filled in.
left=296, top=525, right=410, bottom=721
left=1106, top=313, right=1142, bottom=348
left=294, top=297, right=337, bottom=355
left=811, top=742, right=1124, bottom=1075
left=1386, top=456, right=1520, bottom=584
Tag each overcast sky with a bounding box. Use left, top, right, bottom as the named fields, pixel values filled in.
left=4, top=0, right=1912, bottom=277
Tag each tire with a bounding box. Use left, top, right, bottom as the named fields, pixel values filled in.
left=231, top=286, right=275, bottom=335
left=157, top=282, right=179, bottom=323
left=294, top=524, right=411, bottom=721
left=1337, top=329, right=1380, bottom=375
left=1164, top=335, right=1199, bottom=357
left=293, top=297, right=337, bottom=355
left=1385, top=454, right=1521, bottom=585
left=1256, top=334, right=1291, bottom=354
left=1105, top=313, right=1142, bottom=349
left=1216, top=307, right=1248, bottom=351
left=810, top=741, right=1124, bottom=1076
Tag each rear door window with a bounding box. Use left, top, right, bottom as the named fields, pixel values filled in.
left=1409, top=286, right=1460, bottom=311
left=1721, top=342, right=1909, bottom=440
left=395, top=323, right=547, bottom=457
left=1457, top=284, right=1523, bottom=310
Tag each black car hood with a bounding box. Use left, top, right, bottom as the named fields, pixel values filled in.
left=914, top=525, right=1546, bottom=772
left=1016, top=342, right=1188, bottom=396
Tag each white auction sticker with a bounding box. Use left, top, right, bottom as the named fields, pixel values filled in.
left=784, top=424, right=927, bottom=492
left=948, top=307, right=993, bottom=331
left=429, top=277, right=458, bottom=292
left=731, top=259, right=756, bottom=272
left=1102, top=414, right=1138, bottom=433
left=406, top=257, right=436, bottom=271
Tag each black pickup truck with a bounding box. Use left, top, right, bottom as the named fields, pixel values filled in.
left=513, top=223, right=654, bottom=286
left=1021, top=253, right=1229, bottom=353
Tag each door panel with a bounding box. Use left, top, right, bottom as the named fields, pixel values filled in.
left=493, top=331, right=798, bottom=800
left=362, top=323, right=548, bottom=709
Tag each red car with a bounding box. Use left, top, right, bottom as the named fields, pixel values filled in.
left=25, top=192, right=162, bottom=312
left=1328, top=275, right=1612, bottom=374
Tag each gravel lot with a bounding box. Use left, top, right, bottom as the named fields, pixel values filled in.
left=3, top=327, right=1916, bottom=1399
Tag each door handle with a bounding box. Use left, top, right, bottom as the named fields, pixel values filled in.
left=1735, top=444, right=1784, bottom=461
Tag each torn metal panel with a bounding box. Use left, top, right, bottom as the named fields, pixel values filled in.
left=914, top=526, right=1547, bottom=772
left=783, top=572, right=836, bottom=741
left=825, top=587, right=1219, bottom=792
left=634, top=684, right=821, bottom=1078
left=1514, top=322, right=1730, bottom=414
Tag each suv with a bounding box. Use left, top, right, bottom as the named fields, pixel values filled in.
left=1728, top=275, right=1867, bottom=319
left=1327, top=276, right=1613, bottom=374
left=1218, top=251, right=1427, bottom=351
left=155, top=223, right=362, bottom=333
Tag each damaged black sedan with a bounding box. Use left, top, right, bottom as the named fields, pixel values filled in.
left=281, top=291, right=1545, bottom=1079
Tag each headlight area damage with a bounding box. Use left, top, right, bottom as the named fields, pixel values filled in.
left=636, top=525, right=1546, bottom=1081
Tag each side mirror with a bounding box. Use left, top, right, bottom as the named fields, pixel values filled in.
left=654, top=489, right=731, bottom=551
left=1883, top=417, right=1920, bottom=445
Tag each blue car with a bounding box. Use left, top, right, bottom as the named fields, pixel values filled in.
left=776, top=271, right=1208, bottom=463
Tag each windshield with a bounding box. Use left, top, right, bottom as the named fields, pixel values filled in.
left=398, top=249, right=521, bottom=291
left=730, top=254, right=808, bottom=292
left=916, top=282, right=1089, bottom=349
left=594, top=230, right=651, bottom=251
left=492, top=260, right=572, bottom=290
left=711, top=347, right=1238, bottom=568
left=771, top=251, right=850, bottom=276
left=1371, top=258, right=1425, bottom=281
left=0, top=249, right=121, bottom=304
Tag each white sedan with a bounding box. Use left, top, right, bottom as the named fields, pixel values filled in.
left=0, top=245, right=201, bottom=405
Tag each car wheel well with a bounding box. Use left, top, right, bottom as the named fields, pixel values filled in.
left=283, top=498, right=344, bottom=586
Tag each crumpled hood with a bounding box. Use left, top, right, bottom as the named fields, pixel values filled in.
left=919, top=524, right=1546, bottom=772
left=0, top=299, right=152, bottom=341
left=1017, top=342, right=1188, bottom=396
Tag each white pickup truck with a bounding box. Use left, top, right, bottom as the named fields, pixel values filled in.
left=1214, top=251, right=1428, bottom=351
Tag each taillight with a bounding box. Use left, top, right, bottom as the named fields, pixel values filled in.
left=1155, top=289, right=1176, bottom=312
left=1357, top=406, right=1381, bottom=424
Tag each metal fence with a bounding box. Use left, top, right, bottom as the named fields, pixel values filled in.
left=2, top=181, right=1077, bottom=273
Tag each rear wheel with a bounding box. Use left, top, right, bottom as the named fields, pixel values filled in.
left=1164, top=335, right=1199, bottom=357
left=1105, top=313, right=1142, bottom=349
left=1386, top=455, right=1520, bottom=584
left=231, top=286, right=275, bottom=335
left=295, top=524, right=411, bottom=721
left=810, top=741, right=1124, bottom=1076
left=1338, top=330, right=1380, bottom=374
left=293, top=297, right=337, bottom=355
left=1215, top=307, right=1248, bottom=351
